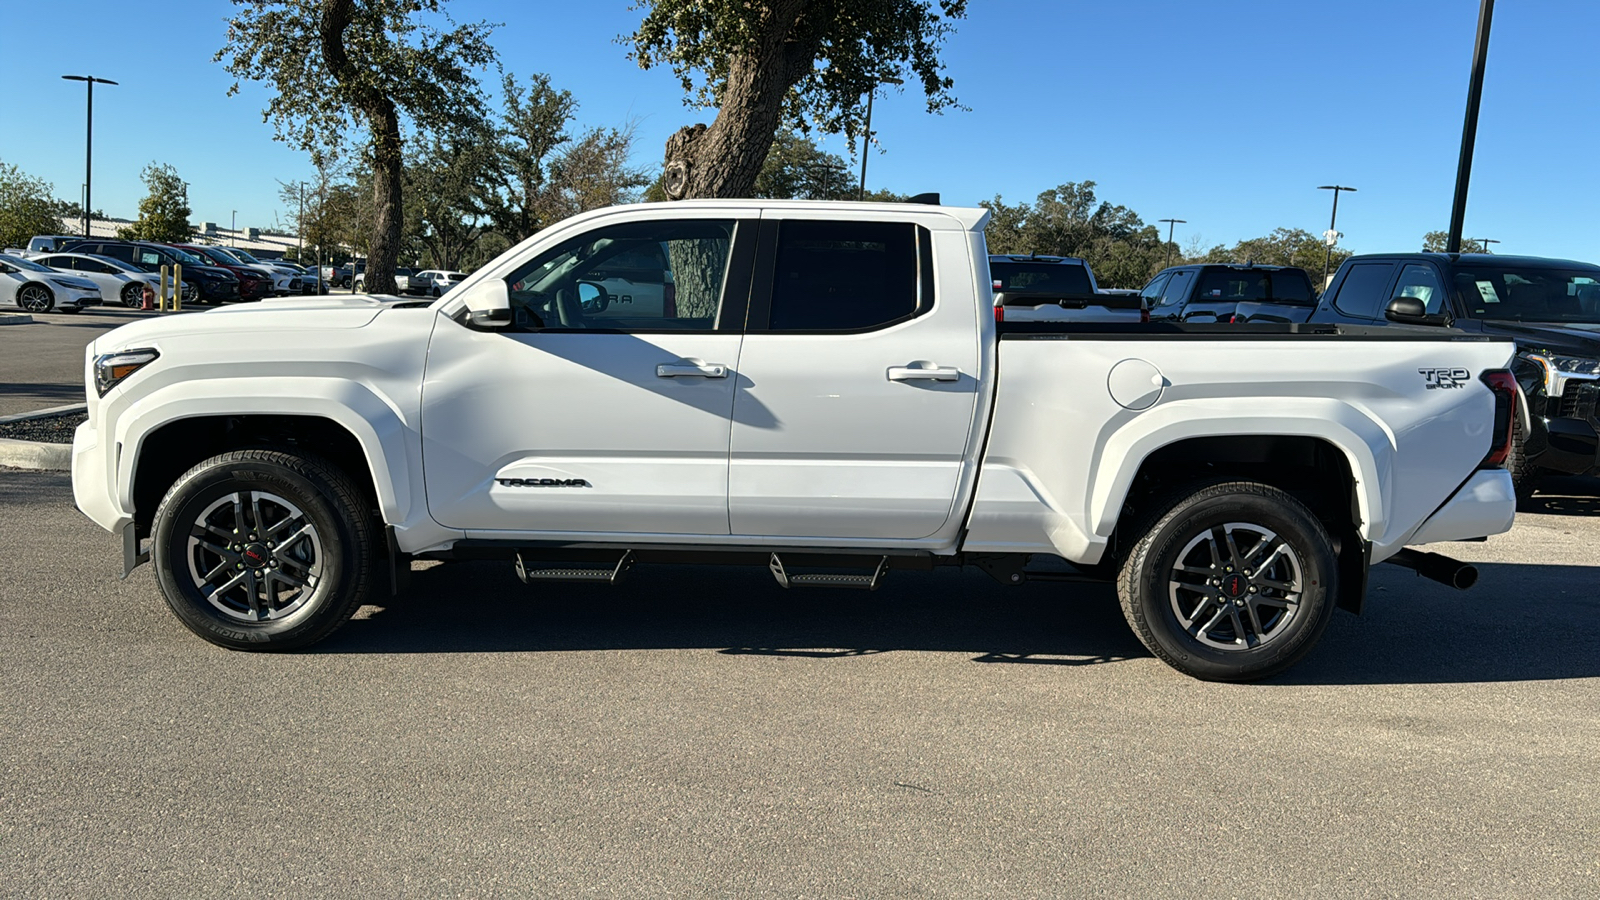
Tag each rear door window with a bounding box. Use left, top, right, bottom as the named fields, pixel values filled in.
left=764, top=220, right=924, bottom=331
left=1139, top=273, right=1171, bottom=304
left=1330, top=263, right=1396, bottom=320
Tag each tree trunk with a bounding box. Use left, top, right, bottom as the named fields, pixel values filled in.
left=366, top=105, right=402, bottom=294
left=662, top=4, right=816, bottom=200
left=320, top=0, right=401, bottom=294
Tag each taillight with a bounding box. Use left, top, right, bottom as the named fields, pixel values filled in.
left=1479, top=369, right=1518, bottom=468
left=1141, top=306, right=1149, bottom=324
left=994, top=304, right=1004, bottom=323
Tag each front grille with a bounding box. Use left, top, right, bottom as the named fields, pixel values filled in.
left=288, top=278, right=302, bottom=290
left=1557, top=381, right=1600, bottom=422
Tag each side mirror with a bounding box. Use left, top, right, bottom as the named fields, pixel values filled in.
left=456, top=277, right=511, bottom=328
left=1385, top=296, right=1428, bottom=323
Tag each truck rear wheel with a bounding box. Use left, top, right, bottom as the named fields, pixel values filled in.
left=1117, top=481, right=1338, bottom=682
left=150, top=449, right=377, bottom=651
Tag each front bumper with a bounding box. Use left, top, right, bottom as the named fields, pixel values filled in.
left=197, top=280, right=240, bottom=300
left=1529, top=381, right=1600, bottom=474
left=72, top=416, right=128, bottom=535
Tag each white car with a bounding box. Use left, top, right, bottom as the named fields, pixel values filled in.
left=33, top=252, right=166, bottom=308
left=214, top=247, right=303, bottom=295
left=0, top=253, right=101, bottom=313
left=74, top=200, right=1521, bottom=682
left=412, top=269, right=467, bottom=297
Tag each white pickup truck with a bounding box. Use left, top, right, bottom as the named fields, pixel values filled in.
left=72, top=200, right=1521, bottom=681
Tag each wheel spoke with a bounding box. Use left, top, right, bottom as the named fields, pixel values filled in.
left=1195, top=606, right=1228, bottom=641
left=207, top=568, right=248, bottom=598
left=1257, top=577, right=1298, bottom=593
left=1222, top=528, right=1246, bottom=569
left=1244, top=601, right=1267, bottom=640
left=1187, top=595, right=1214, bottom=622
left=1228, top=606, right=1250, bottom=647
left=250, top=492, right=268, bottom=537
left=269, top=566, right=309, bottom=588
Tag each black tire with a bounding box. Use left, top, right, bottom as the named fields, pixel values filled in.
left=150, top=449, right=378, bottom=651
left=1506, top=413, right=1541, bottom=507
left=16, top=282, right=54, bottom=313
left=1117, top=480, right=1338, bottom=682
left=121, top=282, right=147, bottom=308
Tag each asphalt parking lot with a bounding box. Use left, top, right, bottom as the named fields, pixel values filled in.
left=3, top=306, right=1599, bottom=895
left=1, top=464, right=1597, bottom=896
left=0, top=305, right=166, bottom=416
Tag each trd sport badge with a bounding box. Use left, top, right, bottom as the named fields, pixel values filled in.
left=1418, top=367, right=1471, bottom=390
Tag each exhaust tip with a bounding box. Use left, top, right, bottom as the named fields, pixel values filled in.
left=1452, top=564, right=1479, bottom=591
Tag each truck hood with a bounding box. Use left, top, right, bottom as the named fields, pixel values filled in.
left=91, top=293, right=420, bottom=353
left=1479, top=320, right=1600, bottom=358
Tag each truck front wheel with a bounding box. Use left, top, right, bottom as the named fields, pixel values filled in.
left=149, top=449, right=377, bottom=651
left=1117, top=481, right=1338, bottom=682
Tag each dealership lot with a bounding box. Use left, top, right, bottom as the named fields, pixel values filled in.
left=1, top=463, right=1596, bottom=896
left=0, top=306, right=164, bottom=416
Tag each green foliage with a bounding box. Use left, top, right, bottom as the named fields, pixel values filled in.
left=628, top=0, right=967, bottom=142
left=754, top=132, right=854, bottom=200
left=0, top=162, right=68, bottom=248
left=981, top=182, right=1172, bottom=288
left=216, top=0, right=497, bottom=166
left=1422, top=230, right=1487, bottom=253
left=118, top=163, right=193, bottom=243
left=466, top=73, right=649, bottom=242
left=1195, top=227, right=1349, bottom=282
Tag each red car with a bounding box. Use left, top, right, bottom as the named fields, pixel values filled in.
left=167, top=244, right=272, bottom=301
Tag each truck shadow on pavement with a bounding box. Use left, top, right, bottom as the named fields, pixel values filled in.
left=325, top=560, right=1146, bottom=667
left=320, top=557, right=1600, bottom=684
left=1525, top=476, right=1600, bottom=516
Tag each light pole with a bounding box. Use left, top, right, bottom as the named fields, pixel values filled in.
left=1448, top=0, right=1495, bottom=253
left=858, top=75, right=904, bottom=201
left=231, top=210, right=237, bottom=247
left=1158, top=218, right=1186, bottom=269
left=1467, top=237, right=1499, bottom=253
left=61, top=75, right=117, bottom=238
left=1318, top=185, right=1357, bottom=284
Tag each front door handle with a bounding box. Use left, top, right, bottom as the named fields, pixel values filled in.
left=657, top=363, right=728, bottom=378
left=887, top=364, right=961, bottom=382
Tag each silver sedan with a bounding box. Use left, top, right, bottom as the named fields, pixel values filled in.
left=0, top=253, right=101, bottom=313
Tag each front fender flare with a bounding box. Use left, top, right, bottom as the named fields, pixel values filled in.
left=114, top=377, right=415, bottom=527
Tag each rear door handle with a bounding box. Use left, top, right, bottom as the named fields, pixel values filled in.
left=887, top=365, right=961, bottom=382
left=657, top=363, right=728, bottom=378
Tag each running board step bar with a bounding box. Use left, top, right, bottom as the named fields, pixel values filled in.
left=516, top=549, right=634, bottom=585
left=769, top=553, right=889, bottom=590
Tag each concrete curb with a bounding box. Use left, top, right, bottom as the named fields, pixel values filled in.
left=0, top=403, right=87, bottom=425
left=0, top=313, right=35, bottom=326
left=0, top=438, right=71, bottom=471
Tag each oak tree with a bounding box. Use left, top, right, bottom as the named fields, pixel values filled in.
left=0, top=162, right=69, bottom=248
left=218, top=0, right=495, bottom=294
left=627, top=0, right=966, bottom=200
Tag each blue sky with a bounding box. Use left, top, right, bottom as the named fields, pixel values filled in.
left=2, top=0, right=1596, bottom=260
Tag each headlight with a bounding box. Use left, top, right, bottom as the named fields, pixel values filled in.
left=49, top=279, right=93, bottom=292
left=94, top=348, right=160, bottom=397
left=1522, top=351, right=1600, bottom=395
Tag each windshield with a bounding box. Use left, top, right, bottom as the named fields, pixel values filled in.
left=1194, top=268, right=1313, bottom=305
left=1, top=254, right=55, bottom=273
left=228, top=249, right=262, bottom=263
left=1456, top=265, right=1600, bottom=323
left=991, top=261, right=1094, bottom=297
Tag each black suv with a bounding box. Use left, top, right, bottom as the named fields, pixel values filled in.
left=61, top=239, right=239, bottom=304
left=1308, top=252, right=1600, bottom=498
left=1143, top=263, right=1317, bottom=324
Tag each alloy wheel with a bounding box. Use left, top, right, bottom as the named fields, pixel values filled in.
left=1167, top=522, right=1303, bottom=651
left=185, top=491, right=324, bottom=624
left=17, top=284, right=52, bottom=312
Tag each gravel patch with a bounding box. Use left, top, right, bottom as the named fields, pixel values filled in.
left=0, top=411, right=87, bottom=443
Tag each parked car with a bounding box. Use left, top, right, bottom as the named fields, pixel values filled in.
left=354, top=267, right=418, bottom=293
left=412, top=269, right=467, bottom=297
left=272, top=261, right=324, bottom=294
left=25, top=235, right=83, bottom=256
left=32, top=252, right=167, bottom=307
left=60, top=239, right=239, bottom=305
left=74, top=200, right=1520, bottom=682
left=0, top=253, right=101, bottom=313
left=1307, top=252, right=1600, bottom=500
left=1144, top=263, right=1317, bottom=324
left=166, top=244, right=273, bottom=301
left=322, top=261, right=365, bottom=288
left=988, top=254, right=1144, bottom=323
left=214, top=247, right=305, bottom=295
